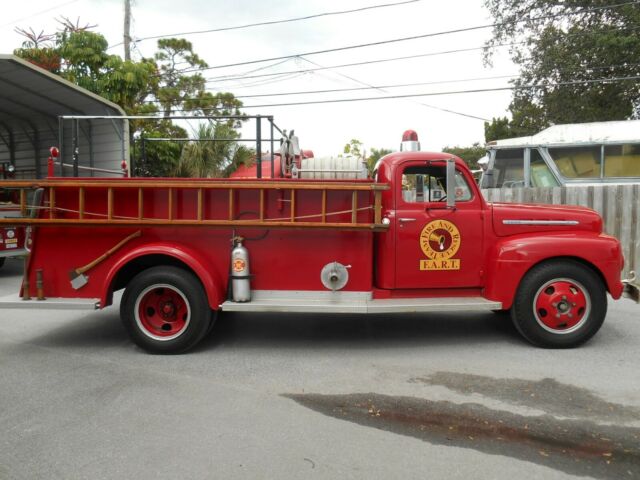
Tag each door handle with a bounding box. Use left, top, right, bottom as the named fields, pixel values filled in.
left=398, top=218, right=417, bottom=223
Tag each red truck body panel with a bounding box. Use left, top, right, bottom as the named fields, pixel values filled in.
left=14, top=151, right=625, bottom=314
left=25, top=182, right=374, bottom=308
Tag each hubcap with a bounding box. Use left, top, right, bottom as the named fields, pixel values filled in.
left=533, top=278, right=591, bottom=334
left=134, top=284, right=191, bottom=341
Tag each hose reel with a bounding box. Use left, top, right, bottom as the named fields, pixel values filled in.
left=321, top=262, right=350, bottom=291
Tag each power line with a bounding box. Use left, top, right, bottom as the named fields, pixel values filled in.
left=231, top=74, right=519, bottom=98
left=1, top=0, right=80, bottom=28
left=235, top=75, right=640, bottom=108
left=214, top=59, right=640, bottom=98
left=143, top=73, right=517, bottom=104
left=200, top=25, right=640, bottom=84
left=171, top=1, right=640, bottom=75
left=109, top=0, right=421, bottom=49
left=297, top=56, right=491, bottom=121
left=204, top=46, right=511, bottom=83
left=158, top=75, right=640, bottom=116
left=144, top=61, right=639, bottom=104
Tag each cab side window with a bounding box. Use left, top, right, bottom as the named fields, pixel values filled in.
left=548, top=146, right=601, bottom=179
left=401, top=165, right=472, bottom=203
left=604, top=143, right=640, bottom=177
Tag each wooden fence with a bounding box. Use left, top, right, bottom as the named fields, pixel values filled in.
left=482, top=185, right=640, bottom=279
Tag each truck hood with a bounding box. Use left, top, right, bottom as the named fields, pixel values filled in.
left=491, top=202, right=603, bottom=237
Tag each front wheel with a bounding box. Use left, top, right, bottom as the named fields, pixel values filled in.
left=121, top=266, right=211, bottom=354
left=511, top=260, right=607, bottom=348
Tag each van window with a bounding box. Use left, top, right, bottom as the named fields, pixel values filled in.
left=530, top=149, right=560, bottom=187
left=401, top=165, right=472, bottom=203
left=493, top=149, right=525, bottom=187
left=548, top=146, right=601, bottom=179
left=604, top=144, right=640, bottom=177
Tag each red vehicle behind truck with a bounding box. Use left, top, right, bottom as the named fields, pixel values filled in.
left=0, top=131, right=637, bottom=353
left=1, top=162, right=28, bottom=269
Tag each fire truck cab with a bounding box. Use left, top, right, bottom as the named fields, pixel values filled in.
left=0, top=130, right=637, bottom=354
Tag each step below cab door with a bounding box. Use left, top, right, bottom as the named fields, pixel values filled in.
left=394, top=160, right=484, bottom=289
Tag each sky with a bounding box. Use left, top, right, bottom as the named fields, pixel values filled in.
left=0, top=0, right=517, bottom=157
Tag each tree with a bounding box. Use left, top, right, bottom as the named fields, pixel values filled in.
left=442, top=144, right=486, bottom=170
left=484, top=1, right=640, bottom=134
left=342, top=139, right=364, bottom=158
left=366, top=147, right=392, bottom=176
left=174, top=122, right=253, bottom=178
left=15, top=23, right=155, bottom=114
left=13, top=21, right=246, bottom=178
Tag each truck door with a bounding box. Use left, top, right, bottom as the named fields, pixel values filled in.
left=394, top=161, right=484, bottom=289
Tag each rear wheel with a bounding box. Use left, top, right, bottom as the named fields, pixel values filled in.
left=121, top=266, right=211, bottom=354
left=0, top=258, right=5, bottom=269
left=511, top=260, right=607, bottom=348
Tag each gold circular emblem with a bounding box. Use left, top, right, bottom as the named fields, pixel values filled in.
left=419, top=220, right=461, bottom=260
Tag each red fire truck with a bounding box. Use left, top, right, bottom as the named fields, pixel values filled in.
left=0, top=131, right=637, bottom=353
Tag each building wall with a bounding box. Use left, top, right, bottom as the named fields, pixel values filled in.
left=0, top=116, right=128, bottom=179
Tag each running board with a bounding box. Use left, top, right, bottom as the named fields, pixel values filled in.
left=0, top=293, right=100, bottom=310
left=221, top=290, right=502, bottom=314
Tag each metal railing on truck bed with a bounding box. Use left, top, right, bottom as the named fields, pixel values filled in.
left=0, top=179, right=389, bottom=231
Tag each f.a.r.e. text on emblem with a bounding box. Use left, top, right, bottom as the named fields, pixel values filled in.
left=419, top=220, right=461, bottom=270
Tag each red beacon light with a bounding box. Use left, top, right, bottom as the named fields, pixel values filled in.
left=400, top=130, right=420, bottom=152
left=49, top=146, right=59, bottom=158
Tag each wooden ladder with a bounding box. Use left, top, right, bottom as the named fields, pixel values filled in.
left=0, top=179, right=390, bottom=231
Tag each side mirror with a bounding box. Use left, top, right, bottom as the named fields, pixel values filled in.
left=446, top=159, right=456, bottom=209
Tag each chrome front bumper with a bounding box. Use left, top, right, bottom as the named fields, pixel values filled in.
left=623, top=271, right=640, bottom=303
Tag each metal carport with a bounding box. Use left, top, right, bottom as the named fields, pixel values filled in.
left=0, top=54, right=128, bottom=178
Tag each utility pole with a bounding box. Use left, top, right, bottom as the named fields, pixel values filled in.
left=124, top=0, right=131, bottom=61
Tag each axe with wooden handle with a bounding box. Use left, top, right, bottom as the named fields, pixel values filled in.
left=69, top=230, right=142, bottom=290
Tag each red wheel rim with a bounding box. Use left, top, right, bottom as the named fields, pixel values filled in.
left=134, top=284, right=191, bottom=341
left=533, top=278, right=591, bottom=334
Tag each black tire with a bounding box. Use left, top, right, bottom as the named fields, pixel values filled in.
left=120, top=266, right=211, bottom=354
left=205, top=309, right=219, bottom=336
left=511, top=260, right=607, bottom=348
left=0, top=258, right=5, bottom=269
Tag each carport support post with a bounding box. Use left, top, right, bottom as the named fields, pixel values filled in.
left=269, top=116, right=274, bottom=179
left=58, top=117, right=64, bottom=177
left=72, top=119, right=79, bottom=177
left=8, top=130, right=15, bottom=170
left=256, top=115, right=262, bottom=179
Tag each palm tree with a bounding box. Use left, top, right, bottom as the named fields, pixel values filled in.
left=174, top=122, right=254, bottom=178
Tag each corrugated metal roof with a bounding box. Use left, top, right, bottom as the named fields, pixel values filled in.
left=0, top=54, right=124, bottom=124
left=491, top=120, right=640, bottom=148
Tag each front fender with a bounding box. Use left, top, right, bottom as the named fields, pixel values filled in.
left=102, top=242, right=226, bottom=310
left=484, top=233, right=624, bottom=309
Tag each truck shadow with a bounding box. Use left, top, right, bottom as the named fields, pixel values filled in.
left=197, top=310, right=522, bottom=352
left=25, top=309, right=521, bottom=352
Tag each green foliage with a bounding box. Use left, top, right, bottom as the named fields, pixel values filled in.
left=134, top=121, right=188, bottom=177
left=174, top=122, right=254, bottom=178
left=13, top=22, right=247, bottom=178
left=343, top=139, right=364, bottom=158
left=484, top=0, right=640, bottom=131
left=366, top=147, right=393, bottom=176
left=442, top=144, right=486, bottom=170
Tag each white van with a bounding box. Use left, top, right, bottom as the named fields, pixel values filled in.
left=479, top=120, right=640, bottom=188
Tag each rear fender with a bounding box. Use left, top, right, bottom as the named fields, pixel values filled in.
left=484, top=234, right=624, bottom=309
left=103, top=242, right=226, bottom=310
